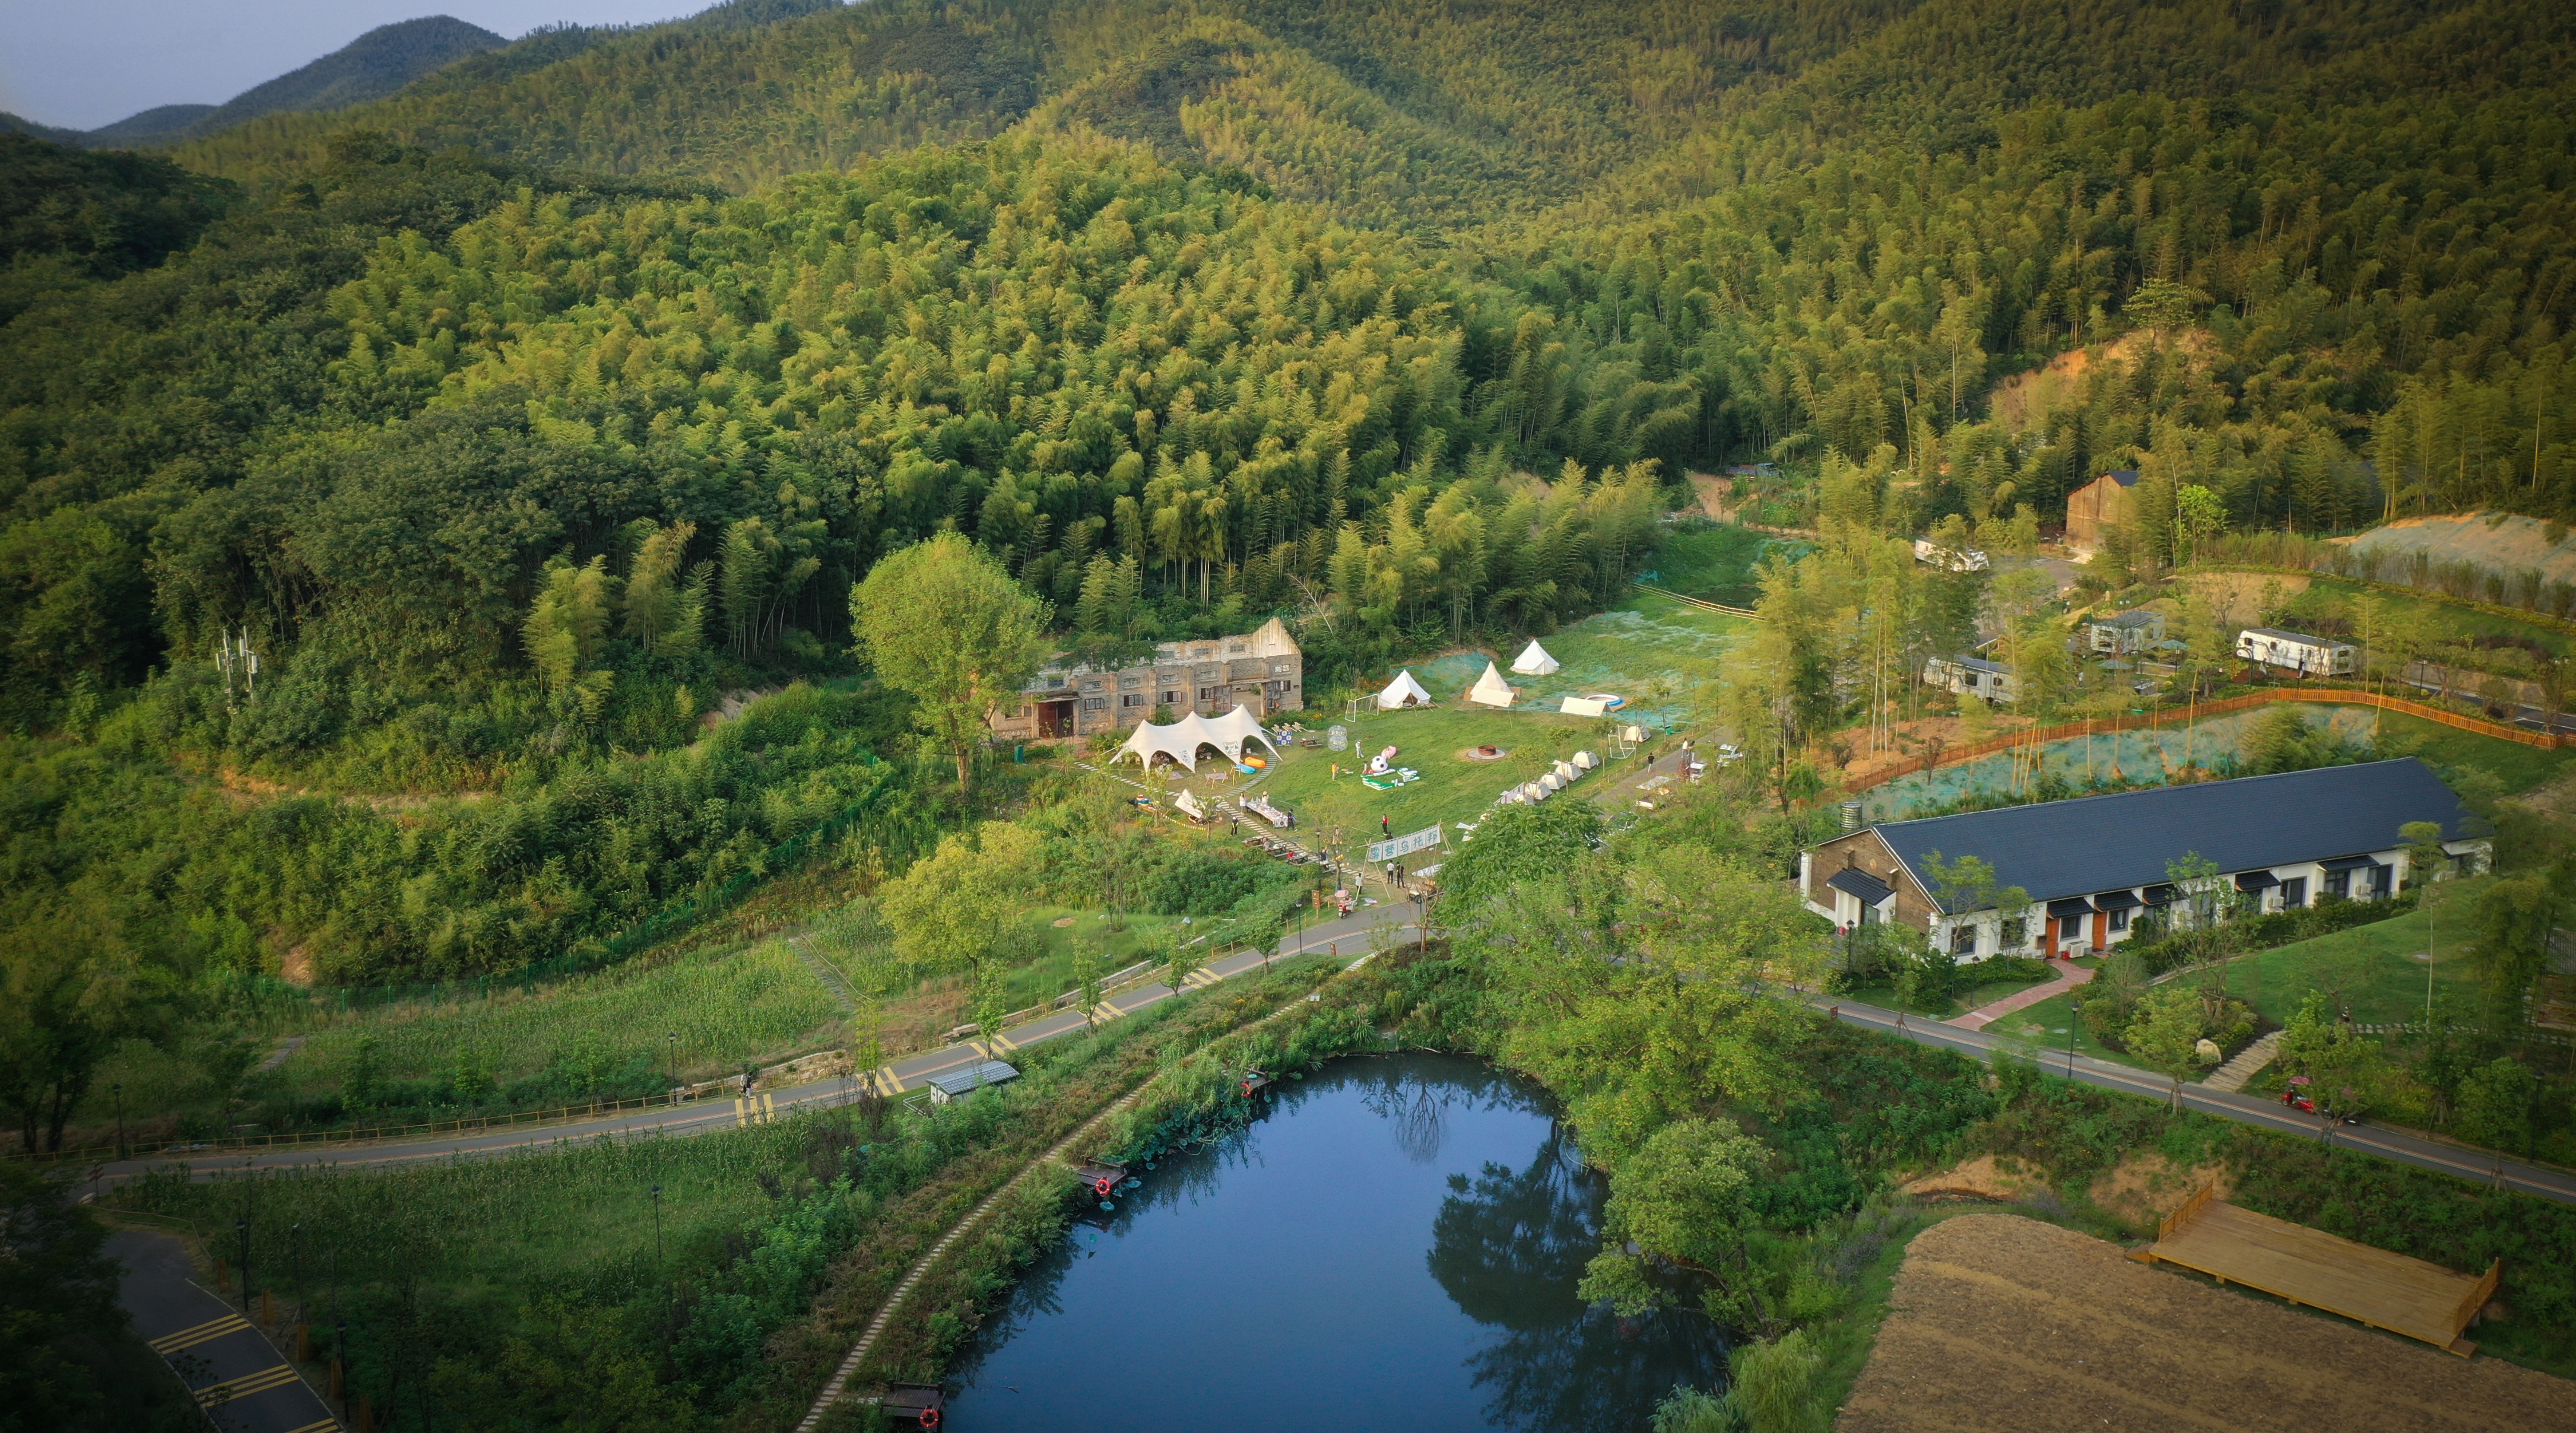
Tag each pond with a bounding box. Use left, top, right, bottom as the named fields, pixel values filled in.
left=941, top=1054, right=1728, bottom=1431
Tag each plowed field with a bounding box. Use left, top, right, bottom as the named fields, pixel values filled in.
left=1839, top=1213, right=2571, bottom=1433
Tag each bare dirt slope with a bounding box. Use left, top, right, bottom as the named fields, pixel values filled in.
left=1840, top=1213, right=2571, bottom=1433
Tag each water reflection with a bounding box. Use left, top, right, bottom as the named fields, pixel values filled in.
left=1429, top=1130, right=1727, bottom=1430
left=944, top=1055, right=1724, bottom=1432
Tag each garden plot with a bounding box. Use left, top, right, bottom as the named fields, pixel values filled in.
left=1852, top=705, right=2379, bottom=821
left=1841, top=1212, right=2568, bottom=1433
left=1852, top=703, right=2576, bottom=822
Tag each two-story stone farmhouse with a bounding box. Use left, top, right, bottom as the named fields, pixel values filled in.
left=1800, top=759, right=2491, bottom=961
left=987, top=617, right=1303, bottom=743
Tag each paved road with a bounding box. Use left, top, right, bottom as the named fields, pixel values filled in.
left=1819, top=996, right=2576, bottom=1206
left=110, top=1229, right=340, bottom=1433
left=91, top=904, right=1419, bottom=1187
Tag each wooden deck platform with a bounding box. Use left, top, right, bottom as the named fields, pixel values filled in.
left=2138, top=1183, right=2500, bottom=1356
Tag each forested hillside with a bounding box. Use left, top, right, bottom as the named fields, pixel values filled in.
left=5, top=0, right=2575, bottom=992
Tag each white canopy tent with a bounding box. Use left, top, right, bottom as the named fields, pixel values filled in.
left=1376, top=669, right=1435, bottom=710
left=1511, top=640, right=1560, bottom=676
left=1111, top=704, right=1284, bottom=773
left=1467, top=662, right=1516, bottom=708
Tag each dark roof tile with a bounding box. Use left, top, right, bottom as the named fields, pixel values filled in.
left=1870, top=760, right=2485, bottom=910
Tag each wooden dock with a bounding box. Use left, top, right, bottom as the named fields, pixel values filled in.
left=2137, top=1183, right=2501, bottom=1356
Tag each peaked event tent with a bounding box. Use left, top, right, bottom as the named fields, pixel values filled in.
left=1511, top=640, right=1560, bottom=675
left=1468, top=662, right=1516, bottom=708
left=1112, top=705, right=1284, bottom=772
left=1376, top=669, right=1435, bottom=709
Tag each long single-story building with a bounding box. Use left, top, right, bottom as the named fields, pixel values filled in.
left=1800, top=759, right=2491, bottom=960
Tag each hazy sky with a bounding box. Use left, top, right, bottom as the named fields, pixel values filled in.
left=2, top=2, right=715, bottom=131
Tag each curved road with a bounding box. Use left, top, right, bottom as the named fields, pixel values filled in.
left=1819, top=996, right=2576, bottom=1205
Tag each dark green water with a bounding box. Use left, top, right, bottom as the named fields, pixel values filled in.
left=943, top=1054, right=1728, bottom=1431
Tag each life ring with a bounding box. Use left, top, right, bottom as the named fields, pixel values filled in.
left=918, top=1407, right=940, bottom=1429
left=1093, top=1177, right=1114, bottom=1196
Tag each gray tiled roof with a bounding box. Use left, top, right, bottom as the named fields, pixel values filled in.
left=1826, top=867, right=1895, bottom=904
left=1870, top=759, right=2487, bottom=911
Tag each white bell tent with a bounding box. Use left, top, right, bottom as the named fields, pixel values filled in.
left=1467, top=662, right=1516, bottom=708
left=1375, top=669, right=1435, bottom=710
left=1510, top=640, right=1560, bottom=676
left=1112, top=704, right=1283, bottom=773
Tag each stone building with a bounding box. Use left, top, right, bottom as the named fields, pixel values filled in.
left=988, top=617, right=1303, bottom=743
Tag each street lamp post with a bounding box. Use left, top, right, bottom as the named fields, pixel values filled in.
left=235, top=1218, right=250, bottom=1314
left=2067, top=999, right=2083, bottom=1076
left=667, top=1032, right=678, bottom=1100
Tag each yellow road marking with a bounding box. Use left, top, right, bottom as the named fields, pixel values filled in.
left=1183, top=970, right=1222, bottom=989
left=196, top=1364, right=301, bottom=1404
left=761, top=1091, right=776, bottom=1122
left=1089, top=1002, right=1123, bottom=1023
left=280, top=1419, right=344, bottom=1433
left=150, top=1313, right=248, bottom=1353
left=986, top=1030, right=1018, bottom=1052
left=873, top=1066, right=902, bottom=1097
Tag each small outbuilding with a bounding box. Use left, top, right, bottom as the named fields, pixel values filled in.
left=926, top=1060, right=1019, bottom=1105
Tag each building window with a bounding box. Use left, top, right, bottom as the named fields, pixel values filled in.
left=1266, top=679, right=1293, bottom=698
left=2001, top=917, right=2027, bottom=947
left=1198, top=685, right=1222, bottom=702
left=1273, top=662, right=1293, bottom=675
left=1119, top=674, right=1143, bottom=688
left=1952, top=924, right=1977, bottom=956
left=2108, top=907, right=2130, bottom=933
left=2280, top=876, right=2308, bottom=908
left=2325, top=869, right=2351, bottom=900
left=1082, top=697, right=1107, bottom=711
left=1162, top=691, right=1182, bottom=706
left=1121, top=693, right=1146, bottom=707
left=2452, top=851, right=2473, bottom=878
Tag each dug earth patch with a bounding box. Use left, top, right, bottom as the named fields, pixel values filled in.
left=1839, top=1212, right=2568, bottom=1432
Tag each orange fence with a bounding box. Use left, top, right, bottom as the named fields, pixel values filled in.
left=1837, top=685, right=2561, bottom=799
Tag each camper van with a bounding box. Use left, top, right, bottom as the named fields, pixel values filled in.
left=2235, top=628, right=2356, bottom=677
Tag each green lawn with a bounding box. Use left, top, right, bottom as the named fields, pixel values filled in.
left=1644, top=523, right=1807, bottom=606
left=2370, top=711, right=2576, bottom=796
left=1839, top=965, right=2058, bottom=1019
left=996, top=905, right=1191, bottom=1009
left=2283, top=575, right=2573, bottom=663
left=2001, top=887, right=2491, bottom=1066
left=1218, top=703, right=1609, bottom=856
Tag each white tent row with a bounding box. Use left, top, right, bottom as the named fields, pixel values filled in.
left=1112, top=704, right=1284, bottom=773
left=1511, top=640, right=1560, bottom=675
left=1467, top=661, right=1516, bottom=708
left=1377, top=669, right=1435, bottom=709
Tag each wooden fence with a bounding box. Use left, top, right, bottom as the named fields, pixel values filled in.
left=1837, top=685, right=2562, bottom=800
left=2159, top=1180, right=2219, bottom=1241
